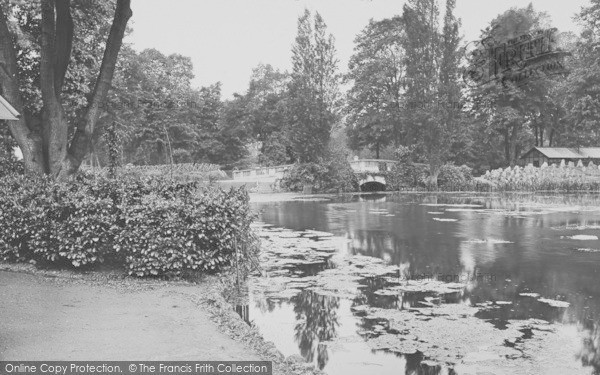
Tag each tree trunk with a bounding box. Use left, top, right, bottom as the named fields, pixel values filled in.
left=427, top=162, right=440, bottom=191
left=40, top=0, right=69, bottom=176
left=0, top=0, right=132, bottom=178
left=508, top=124, right=519, bottom=167
left=503, top=128, right=510, bottom=165
left=0, top=6, right=45, bottom=174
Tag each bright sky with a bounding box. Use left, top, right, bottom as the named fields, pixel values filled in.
left=126, top=0, right=590, bottom=99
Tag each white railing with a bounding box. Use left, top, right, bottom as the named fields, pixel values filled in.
left=232, top=164, right=294, bottom=180
left=231, top=159, right=397, bottom=180
left=350, top=159, right=396, bottom=173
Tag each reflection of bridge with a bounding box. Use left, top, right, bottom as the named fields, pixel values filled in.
left=231, top=159, right=397, bottom=190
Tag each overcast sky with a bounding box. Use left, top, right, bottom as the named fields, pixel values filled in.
left=126, top=0, right=590, bottom=99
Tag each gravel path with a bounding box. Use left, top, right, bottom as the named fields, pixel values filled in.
left=0, top=270, right=260, bottom=361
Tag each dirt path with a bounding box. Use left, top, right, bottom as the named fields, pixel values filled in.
left=0, top=270, right=261, bottom=361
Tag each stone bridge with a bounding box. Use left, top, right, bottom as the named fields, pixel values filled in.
left=231, top=159, right=396, bottom=191
left=349, top=159, right=396, bottom=191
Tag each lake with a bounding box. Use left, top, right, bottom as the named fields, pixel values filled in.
left=242, top=193, right=600, bottom=375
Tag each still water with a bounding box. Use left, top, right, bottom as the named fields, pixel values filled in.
left=243, top=193, right=600, bottom=375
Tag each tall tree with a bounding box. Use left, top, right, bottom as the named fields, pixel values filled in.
left=244, top=64, right=293, bottom=166
left=433, top=0, right=462, bottom=174
left=466, top=5, right=564, bottom=166
left=345, top=16, right=407, bottom=158
left=0, top=0, right=131, bottom=177
left=556, top=1, right=600, bottom=146
left=288, top=9, right=341, bottom=163
left=402, top=0, right=464, bottom=187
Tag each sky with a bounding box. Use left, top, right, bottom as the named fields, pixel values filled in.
left=126, top=0, right=591, bottom=99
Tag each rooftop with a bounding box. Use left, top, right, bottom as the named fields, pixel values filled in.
left=0, top=95, right=20, bottom=120
left=523, top=147, right=600, bottom=159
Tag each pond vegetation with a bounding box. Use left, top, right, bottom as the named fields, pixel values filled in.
left=241, top=193, right=600, bottom=375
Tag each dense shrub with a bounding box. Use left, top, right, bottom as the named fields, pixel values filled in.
left=438, top=164, right=474, bottom=190
left=0, top=173, right=258, bottom=278
left=386, top=163, right=475, bottom=191
left=387, top=162, right=429, bottom=190
left=280, top=158, right=358, bottom=193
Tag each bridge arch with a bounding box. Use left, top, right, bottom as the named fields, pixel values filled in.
left=358, top=175, right=387, bottom=192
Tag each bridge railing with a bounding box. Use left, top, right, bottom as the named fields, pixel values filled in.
left=350, top=159, right=397, bottom=173
left=232, top=164, right=294, bottom=180
left=231, top=159, right=398, bottom=180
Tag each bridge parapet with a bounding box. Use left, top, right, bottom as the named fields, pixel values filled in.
left=232, top=164, right=293, bottom=180
left=231, top=159, right=397, bottom=181
left=350, top=159, right=396, bottom=173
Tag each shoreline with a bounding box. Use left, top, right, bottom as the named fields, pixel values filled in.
left=248, top=190, right=600, bottom=204
left=0, top=262, right=320, bottom=375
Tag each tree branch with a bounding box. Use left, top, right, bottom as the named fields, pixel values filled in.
left=54, top=0, right=73, bottom=95
left=40, top=0, right=58, bottom=105
left=64, top=0, right=132, bottom=176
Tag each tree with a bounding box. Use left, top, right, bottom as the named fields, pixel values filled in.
left=0, top=0, right=131, bottom=177
left=466, top=4, right=567, bottom=166
left=345, top=16, right=407, bottom=158
left=106, top=48, right=195, bottom=165
left=243, top=64, right=293, bottom=166
left=401, top=0, right=462, bottom=187
left=556, top=1, right=600, bottom=146
left=288, top=9, right=341, bottom=163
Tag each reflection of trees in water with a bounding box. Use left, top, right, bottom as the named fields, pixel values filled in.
left=579, top=319, right=600, bottom=374
left=252, top=293, right=288, bottom=314
left=235, top=304, right=251, bottom=325
left=347, top=229, right=461, bottom=276
left=418, top=193, right=600, bottom=210
left=292, top=290, right=340, bottom=369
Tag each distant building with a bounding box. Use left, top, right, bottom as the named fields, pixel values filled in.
left=0, top=95, right=20, bottom=120
left=519, top=147, right=600, bottom=167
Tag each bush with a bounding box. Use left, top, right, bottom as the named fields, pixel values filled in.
left=280, top=158, right=358, bottom=193
left=0, top=173, right=259, bottom=278
left=387, top=162, right=429, bottom=190
left=438, top=164, right=473, bottom=190
left=387, top=163, right=474, bottom=191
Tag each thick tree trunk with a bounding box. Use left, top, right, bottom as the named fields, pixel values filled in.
left=40, top=0, right=69, bottom=176
left=0, top=6, right=45, bottom=174
left=1, top=0, right=131, bottom=178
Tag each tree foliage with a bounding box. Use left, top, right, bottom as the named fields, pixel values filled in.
left=288, top=9, right=341, bottom=162
left=345, top=16, right=406, bottom=158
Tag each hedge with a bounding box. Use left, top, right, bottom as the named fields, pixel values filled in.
left=0, top=173, right=258, bottom=278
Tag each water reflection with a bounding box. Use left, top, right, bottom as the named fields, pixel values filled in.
left=251, top=193, right=600, bottom=374
left=292, top=290, right=340, bottom=369
left=580, top=320, right=600, bottom=374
